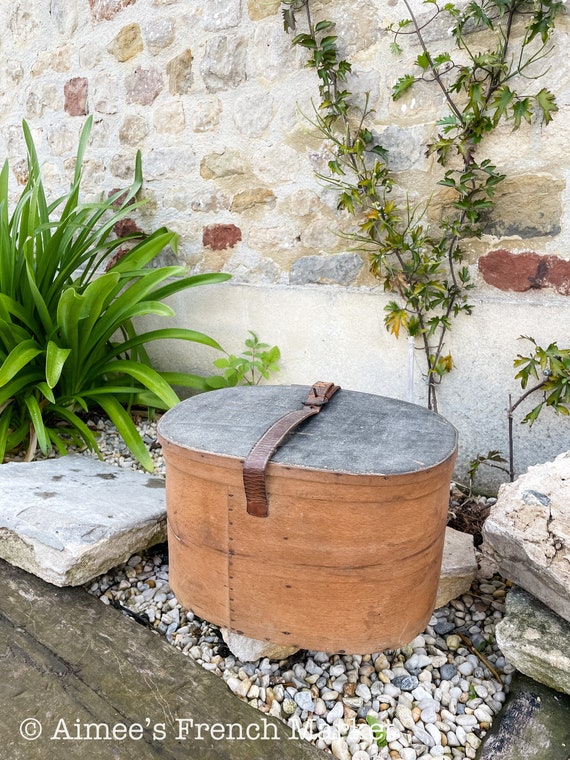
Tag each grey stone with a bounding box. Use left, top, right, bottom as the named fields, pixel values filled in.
left=392, top=674, right=419, bottom=691
left=440, top=664, right=457, bottom=681
left=478, top=672, right=570, bottom=760
left=203, top=0, right=241, bottom=30
left=200, top=35, right=247, bottom=92
left=0, top=456, right=166, bottom=586
left=435, top=527, right=477, bottom=609
left=482, top=452, right=570, bottom=623
left=290, top=253, right=364, bottom=286
left=220, top=628, right=299, bottom=662
left=495, top=586, right=570, bottom=696
left=380, top=124, right=430, bottom=172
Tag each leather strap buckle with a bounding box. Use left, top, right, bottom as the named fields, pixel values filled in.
left=303, top=381, right=341, bottom=409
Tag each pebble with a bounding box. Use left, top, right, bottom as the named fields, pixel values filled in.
left=83, top=417, right=513, bottom=760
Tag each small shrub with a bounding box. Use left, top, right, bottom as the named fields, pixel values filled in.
left=0, top=117, right=230, bottom=470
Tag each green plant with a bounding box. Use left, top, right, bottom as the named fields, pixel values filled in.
left=209, top=331, right=281, bottom=387
left=282, top=0, right=561, bottom=411
left=469, top=338, right=569, bottom=483
left=508, top=337, right=570, bottom=478
left=0, top=117, right=230, bottom=471
left=467, top=450, right=508, bottom=491
left=365, top=714, right=387, bottom=748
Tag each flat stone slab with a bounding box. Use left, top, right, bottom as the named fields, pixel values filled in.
left=0, top=456, right=166, bottom=586
left=495, top=586, right=570, bottom=696
left=482, top=451, right=570, bottom=623
left=435, top=527, right=477, bottom=609
left=0, top=560, right=327, bottom=760
left=478, top=672, right=570, bottom=759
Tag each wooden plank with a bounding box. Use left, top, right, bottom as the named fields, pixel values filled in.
left=0, top=560, right=327, bottom=760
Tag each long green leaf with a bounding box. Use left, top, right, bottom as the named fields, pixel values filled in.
left=46, top=341, right=72, bottom=389
left=150, top=272, right=232, bottom=302
left=110, top=229, right=178, bottom=273
left=105, top=328, right=225, bottom=360
left=0, top=340, right=42, bottom=386
left=24, top=394, right=49, bottom=454
left=90, top=394, right=154, bottom=471
left=0, top=405, right=12, bottom=462
left=0, top=369, right=43, bottom=406
left=97, top=359, right=180, bottom=408
left=49, top=404, right=101, bottom=453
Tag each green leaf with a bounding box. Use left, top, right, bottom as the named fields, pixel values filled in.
left=490, top=86, right=514, bottom=124
left=392, top=74, right=416, bottom=100
left=90, top=394, right=154, bottom=471
left=0, top=405, right=13, bottom=462
left=46, top=341, right=72, bottom=389
left=97, top=359, right=180, bottom=409
left=366, top=715, right=387, bottom=747
left=24, top=394, right=49, bottom=454
left=512, top=98, right=533, bottom=129
left=535, top=88, right=558, bottom=125
left=416, top=51, right=430, bottom=70
left=0, top=340, right=42, bottom=386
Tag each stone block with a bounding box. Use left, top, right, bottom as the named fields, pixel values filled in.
left=479, top=249, right=570, bottom=295
left=495, top=586, right=570, bottom=696
left=247, top=0, right=280, bottom=20
left=108, top=23, right=143, bottom=62
left=125, top=67, right=163, bottom=106
left=0, top=457, right=166, bottom=587
left=200, top=35, right=247, bottom=92
left=231, top=188, right=276, bottom=212
left=64, top=76, right=88, bottom=117
left=481, top=174, right=563, bottom=238
left=203, top=223, right=242, bottom=251
left=221, top=628, right=299, bottom=662
left=482, top=452, right=570, bottom=623
left=89, top=0, right=136, bottom=22
left=290, top=253, right=364, bottom=286
left=435, top=527, right=477, bottom=609
left=167, top=49, right=193, bottom=95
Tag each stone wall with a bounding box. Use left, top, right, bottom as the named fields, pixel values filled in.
left=1, top=0, right=569, bottom=485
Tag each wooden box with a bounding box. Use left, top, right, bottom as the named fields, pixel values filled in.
left=157, top=384, right=457, bottom=654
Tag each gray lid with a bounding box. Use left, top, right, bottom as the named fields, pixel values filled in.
left=158, top=385, right=457, bottom=476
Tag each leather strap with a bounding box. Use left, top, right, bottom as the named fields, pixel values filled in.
left=243, top=382, right=340, bottom=517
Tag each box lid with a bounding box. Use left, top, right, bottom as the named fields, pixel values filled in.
left=158, top=385, right=457, bottom=476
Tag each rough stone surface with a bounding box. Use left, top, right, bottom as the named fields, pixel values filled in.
left=435, top=527, right=477, bottom=609
left=89, top=0, right=136, bottom=22
left=479, top=672, right=570, bottom=759
left=200, top=35, right=247, bottom=92
left=247, top=0, right=280, bottom=20
left=200, top=149, right=247, bottom=179
left=479, top=249, right=570, bottom=295
left=63, top=76, right=88, bottom=116
left=290, top=253, right=364, bottom=286
left=221, top=629, right=300, bottom=662
left=481, top=174, right=563, bottom=238
left=125, top=67, right=163, bottom=106
left=108, top=23, right=143, bottom=62
left=166, top=49, right=193, bottom=95
left=231, top=187, right=276, bottom=212
left=0, top=456, right=166, bottom=586
left=203, top=223, right=242, bottom=250
left=495, top=587, right=570, bottom=696
left=482, top=452, right=570, bottom=623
